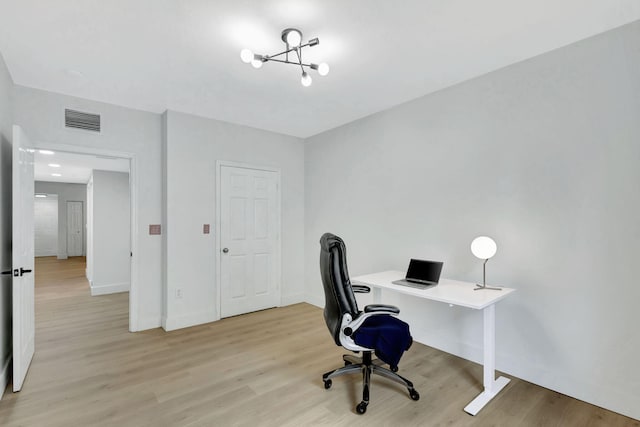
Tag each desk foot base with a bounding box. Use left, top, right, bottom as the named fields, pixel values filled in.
left=464, top=376, right=510, bottom=416
left=474, top=284, right=503, bottom=291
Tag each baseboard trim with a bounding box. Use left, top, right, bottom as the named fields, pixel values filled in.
left=162, top=309, right=217, bottom=332
left=35, top=252, right=57, bottom=257
left=305, top=294, right=324, bottom=309
left=0, top=354, right=11, bottom=401
left=281, top=293, right=305, bottom=306
left=57, top=254, right=68, bottom=260
left=91, top=282, right=130, bottom=296
left=135, top=316, right=162, bottom=332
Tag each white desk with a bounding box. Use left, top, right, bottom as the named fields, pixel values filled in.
left=352, top=270, right=515, bottom=416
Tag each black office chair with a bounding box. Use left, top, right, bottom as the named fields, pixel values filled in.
left=319, top=233, right=419, bottom=414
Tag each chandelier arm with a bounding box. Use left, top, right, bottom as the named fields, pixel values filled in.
left=263, top=40, right=316, bottom=63
left=268, top=46, right=299, bottom=59
left=265, top=58, right=312, bottom=67
left=295, top=49, right=305, bottom=73
left=298, top=41, right=315, bottom=49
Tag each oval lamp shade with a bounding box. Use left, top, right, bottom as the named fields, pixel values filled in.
left=471, top=236, right=497, bottom=259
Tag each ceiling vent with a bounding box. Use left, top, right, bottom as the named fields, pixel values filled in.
left=65, top=109, right=101, bottom=132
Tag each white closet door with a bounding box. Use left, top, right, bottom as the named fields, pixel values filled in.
left=220, top=165, right=280, bottom=318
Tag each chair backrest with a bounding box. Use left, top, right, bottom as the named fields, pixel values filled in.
left=319, top=233, right=360, bottom=345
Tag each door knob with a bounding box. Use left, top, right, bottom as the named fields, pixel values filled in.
left=222, top=248, right=229, bottom=253
left=20, top=268, right=32, bottom=276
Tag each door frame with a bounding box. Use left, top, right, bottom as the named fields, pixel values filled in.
left=215, top=160, right=282, bottom=321
left=31, top=141, right=139, bottom=332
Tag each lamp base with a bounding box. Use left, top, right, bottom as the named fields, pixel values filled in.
left=474, top=284, right=502, bottom=291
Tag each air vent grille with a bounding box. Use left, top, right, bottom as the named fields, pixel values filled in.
left=65, top=109, right=101, bottom=132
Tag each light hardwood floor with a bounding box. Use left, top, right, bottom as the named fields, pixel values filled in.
left=0, top=257, right=637, bottom=426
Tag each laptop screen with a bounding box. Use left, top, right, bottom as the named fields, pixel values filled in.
left=406, top=259, right=443, bottom=283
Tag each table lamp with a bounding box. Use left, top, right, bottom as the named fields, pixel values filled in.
left=470, top=236, right=501, bottom=291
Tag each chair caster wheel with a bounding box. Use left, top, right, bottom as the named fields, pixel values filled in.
left=356, top=402, right=368, bottom=414
left=409, top=389, right=420, bottom=401
left=323, top=379, right=332, bottom=389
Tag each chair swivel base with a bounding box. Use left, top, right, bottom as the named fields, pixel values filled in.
left=322, top=351, right=420, bottom=414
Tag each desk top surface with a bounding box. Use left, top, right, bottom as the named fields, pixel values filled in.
left=352, top=270, right=515, bottom=310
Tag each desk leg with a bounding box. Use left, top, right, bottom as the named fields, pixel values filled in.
left=463, top=303, right=510, bottom=415
left=372, top=287, right=382, bottom=304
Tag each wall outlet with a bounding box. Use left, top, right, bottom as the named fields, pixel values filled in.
left=175, top=289, right=183, bottom=299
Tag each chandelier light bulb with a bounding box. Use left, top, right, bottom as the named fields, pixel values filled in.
left=317, top=62, right=330, bottom=76
left=240, top=49, right=253, bottom=64
left=286, top=29, right=302, bottom=46
left=301, top=71, right=312, bottom=87
left=251, top=57, right=263, bottom=69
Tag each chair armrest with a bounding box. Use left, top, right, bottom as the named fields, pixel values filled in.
left=341, top=308, right=399, bottom=335
left=364, top=304, right=400, bottom=314
left=351, top=281, right=371, bottom=293
left=352, top=284, right=371, bottom=293
left=339, top=309, right=401, bottom=352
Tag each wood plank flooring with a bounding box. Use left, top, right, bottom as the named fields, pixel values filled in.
left=0, top=256, right=638, bottom=426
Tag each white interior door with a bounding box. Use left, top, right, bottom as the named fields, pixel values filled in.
left=67, top=201, right=83, bottom=257
left=220, top=165, right=280, bottom=318
left=12, top=125, right=35, bottom=392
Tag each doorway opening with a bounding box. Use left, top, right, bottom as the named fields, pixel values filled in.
left=32, top=147, right=135, bottom=327
left=10, top=124, right=139, bottom=394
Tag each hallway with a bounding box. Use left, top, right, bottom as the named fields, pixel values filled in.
left=33, top=255, right=129, bottom=338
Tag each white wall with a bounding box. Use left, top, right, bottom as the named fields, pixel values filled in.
left=86, top=176, right=94, bottom=284
left=162, top=111, right=305, bottom=330
left=14, top=86, right=162, bottom=331
left=88, top=170, right=130, bottom=295
left=13, top=86, right=304, bottom=333
left=34, top=195, right=58, bottom=257
left=304, top=21, right=640, bottom=420
left=34, top=181, right=87, bottom=258
left=0, top=51, right=14, bottom=399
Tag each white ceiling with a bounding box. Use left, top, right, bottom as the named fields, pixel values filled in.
left=1, top=1, right=639, bottom=138
left=34, top=150, right=130, bottom=184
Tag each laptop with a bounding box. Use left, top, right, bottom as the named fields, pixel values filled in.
left=392, top=259, right=443, bottom=289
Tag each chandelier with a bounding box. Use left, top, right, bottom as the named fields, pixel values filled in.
left=240, top=28, right=329, bottom=87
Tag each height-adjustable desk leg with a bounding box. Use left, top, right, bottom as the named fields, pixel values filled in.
left=464, top=303, right=510, bottom=415
left=372, top=287, right=382, bottom=304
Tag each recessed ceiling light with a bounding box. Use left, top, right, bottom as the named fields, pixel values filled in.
left=51, top=173, right=62, bottom=177
left=35, top=194, right=47, bottom=198
left=39, top=150, right=55, bottom=155
left=48, top=163, right=61, bottom=168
